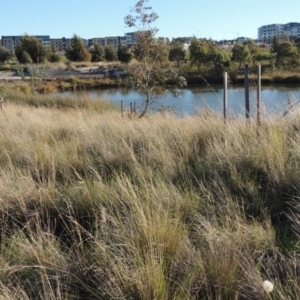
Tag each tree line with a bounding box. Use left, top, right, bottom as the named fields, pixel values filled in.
left=0, top=33, right=186, bottom=66
left=0, top=34, right=132, bottom=64
left=1, top=33, right=299, bottom=74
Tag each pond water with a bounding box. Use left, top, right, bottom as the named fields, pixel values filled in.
left=57, top=84, right=300, bottom=117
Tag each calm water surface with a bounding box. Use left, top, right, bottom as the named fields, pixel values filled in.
left=58, top=85, right=300, bottom=116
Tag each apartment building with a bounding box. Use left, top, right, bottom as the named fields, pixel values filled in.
left=1, top=36, right=22, bottom=52
left=36, top=35, right=51, bottom=48
left=258, top=22, right=300, bottom=44
left=1, top=35, right=50, bottom=52
left=125, top=32, right=138, bottom=47
left=105, top=37, right=119, bottom=50
left=118, top=36, right=127, bottom=47
left=89, top=34, right=135, bottom=50
left=50, top=37, right=72, bottom=53
left=284, top=22, right=300, bottom=38
left=50, top=38, right=64, bottom=52
left=1, top=32, right=138, bottom=53
left=89, top=37, right=106, bottom=47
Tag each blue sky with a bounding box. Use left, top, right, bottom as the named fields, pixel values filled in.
left=1, top=0, right=299, bottom=41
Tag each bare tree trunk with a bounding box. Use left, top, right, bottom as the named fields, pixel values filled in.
left=139, top=90, right=150, bottom=118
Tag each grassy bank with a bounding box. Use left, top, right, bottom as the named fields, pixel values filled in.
left=0, top=100, right=299, bottom=299
left=3, top=84, right=117, bottom=112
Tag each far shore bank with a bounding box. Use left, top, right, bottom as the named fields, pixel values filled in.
left=1, top=70, right=300, bottom=91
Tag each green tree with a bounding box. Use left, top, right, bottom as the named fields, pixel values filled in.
left=189, top=37, right=207, bottom=72
left=117, top=43, right=133, bottom=63
left=0, top=46, right=13, bottom=62
left=271, top=35, right=280, bottom=53
left=293, top=38, right=300, bottom=53
left=65, top=34, right=91, bottom=62
left=49, top=43, right=57, bottom=53
left=124, top=0, right=186, bottom=118
left=279, top=32, right=290, bottom=43
left=104, top=45, right=118, bottom=62
left=155, top=37, right=170, bottom=67
left=133, top=36, right=169, bottom=67
left=205, top=47, right=230, bottom=75
left=169, top=41, right=185, bottom=67
left=276, top=41, right=300, bottom=69
left=231, top=43, right=251, bottom=69
left=47, top=44, right=60, bottom=62
left=19, top=51, right=33, bottom=64
left=47, top=52, right=61, bottom=62
left=47, top=44, right=61, bottom=62
left=189, top=38, right=226, bottom=75
left=243, top=39, right=259, bottom=66
left=90, top=44, right=104, bottom=62
left=49, top=53, right=61, bottom=62
left=15, top=34, right=47, bottom=63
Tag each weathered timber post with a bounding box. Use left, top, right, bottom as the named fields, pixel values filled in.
left=223, top=72, right=228, bottom=122
left=257, top=65, right=261, bottom=126
left=130, top=102, right=133, bottom=115
left=244, top=64, right=250, bottom=125
left=121, top=101, right=124, bottom=117
left=134, top=101, right=136, bottom=115
left=0, top=96, right=3, bottom=111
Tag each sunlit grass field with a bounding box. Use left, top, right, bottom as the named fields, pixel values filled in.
left=0, top=89, right=299, bottom=299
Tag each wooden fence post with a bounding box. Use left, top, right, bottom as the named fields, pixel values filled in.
left=121, top=101, right=123, bottom=117
left=223, top=71, right=228, bottom=122
left=244, top=64, right=250, bottom=124
left=257, top=64, right=261, bottom=126
left=0, top=96, right=3, bottom=111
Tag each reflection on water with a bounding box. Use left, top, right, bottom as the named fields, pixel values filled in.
left=56, top=84, right=300, bottom=116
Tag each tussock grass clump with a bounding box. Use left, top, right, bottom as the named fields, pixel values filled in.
left=0, top=103, right=299, bottom=298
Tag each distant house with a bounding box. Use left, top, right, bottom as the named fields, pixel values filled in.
left=236, top=37, right=248, bottom=43
left=183, top=43, right=190, bottom=51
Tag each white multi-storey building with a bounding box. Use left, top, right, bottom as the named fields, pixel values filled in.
left=258, top=22, right=300, bottom=44
left=258, top=24, right=284, bottom=44
left=284, top=22, right=300, bottom=38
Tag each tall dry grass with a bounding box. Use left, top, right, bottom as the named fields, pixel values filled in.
left=0, top=102, right=299, bottom=299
